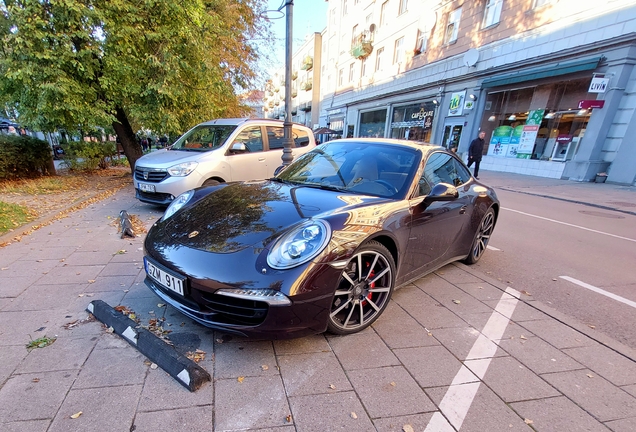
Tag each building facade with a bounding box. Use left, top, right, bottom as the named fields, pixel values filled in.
left=314, top=0, right=636, bottom=185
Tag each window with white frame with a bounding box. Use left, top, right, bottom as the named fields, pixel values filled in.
left=330, top=8, right=337, bottom=26
left=380, top=1, right=389, bottom=27
left=339, top=68, right=344, bottom=86
left=483, top=0, right=503, bottom=28
left=414, top=29, right=427, bottom=55
left=349, top=63, right=355, bottom=82
left=343, top=0, right=348, bottom=15
left=399, top=0, right=408, bottom=15
left=352, top=24, right=358, bottom=46
left=444, top=7, right=462, bottom=44
left=375, top=47, right=384, bottom=71
left=393, top=37, right=404, bottom=65
left=361, top=57, right=368, bottom=77
left=534, top=0, right=555, bottom=7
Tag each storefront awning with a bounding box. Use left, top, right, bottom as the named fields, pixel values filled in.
left=482, top=56, right=603, bottom=88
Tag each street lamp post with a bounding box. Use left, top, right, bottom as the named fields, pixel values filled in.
left=281, top=1, right=294, bottom=166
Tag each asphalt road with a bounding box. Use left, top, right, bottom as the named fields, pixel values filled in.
left=475, top=189, right=636, bottom=350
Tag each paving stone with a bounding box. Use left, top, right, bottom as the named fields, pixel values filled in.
left=431, top=326, right=508, bottom=360
left=421, top=287, right=494, bottom=318
left=215, top=375, right=290, bottom=431
left=0, top=277, right=39, bottom=297
left=563, top=345, right=636, bottom=386
left=63, top=250, right=117, bottom=266
left=0, top=370, right=78, bottom=422
left=520, top=319, right=595, bottom=349
left=73, top=345, right=147, bottom=389
left=0, top=310, right=64, bottom=345
left=481, top=356, right=560, bottom=402
left=0, top=344, right=28, bottom=383
left=510, top=396, right=609, bottom=432
left=279, top=351, right=352, bottom=396
left=273, top=334, right=331, bottom=355
left=455, top=281, right=507, bottom=301
left=498, top=334, right=584, bottom=374
left=0, top=419, right=51, bottom=432
left=133, top=406, right=213, bottom=431
left=373, top=301, right=443, bottom=349
left=622, top=384, right=636, bottom=398
left=137, top=367, right=213, bottom=411
left=81, top=275, right=138, bottom=292
left=393, top=286, right=466, bottom=329
left=214, top=340, right=277, bottom=379
left=604, top=416, right=636, bottom=432
left=434, top=265, right=484, bottom=284
left=328, top=329, right=399, bottom=370
left=543, top=369, right=636, bottom=422
left=348, top=365, right=436, bottom=418
left=484, top=299, right=550, bottom=322
left=394, top=345, right=464, bottom=388
left=2, top=283, right=84, bottom=312
left=289, top=391, right=374, bottom=431
left=17, top=336, right=96, bottom=374
left=99, top=261, right=144, bottom=277
left=373, top=413, right=435, bottom=432
left=48, top=385, right=142, bottom=432
left=35, top=264, right=104, bottom=285
left=0, top=258, right=59, bottom=278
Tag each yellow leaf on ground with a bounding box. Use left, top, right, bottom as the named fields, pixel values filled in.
left=70, top=411, right=83, bottom=419
left=237, top=376, right=245, bottom=383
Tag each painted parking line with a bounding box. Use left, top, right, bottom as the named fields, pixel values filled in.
left=502, top=207, right=636, bottom=243
left=425, top=287, right=520, bottom=431
left=560, top=276, right=636, bottom=309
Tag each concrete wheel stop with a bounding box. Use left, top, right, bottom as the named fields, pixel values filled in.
left=87, top=300, right=211, bottom=392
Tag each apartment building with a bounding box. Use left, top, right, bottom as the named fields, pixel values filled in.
left=314, top=0, right=636, bottom=185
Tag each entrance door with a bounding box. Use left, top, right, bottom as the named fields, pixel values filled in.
left=441, top=123, right=464, bottom=151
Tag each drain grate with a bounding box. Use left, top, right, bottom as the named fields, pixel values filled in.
left=606, top=201, right=636, bottom=208
left=579, top=210, right=624, bottom=219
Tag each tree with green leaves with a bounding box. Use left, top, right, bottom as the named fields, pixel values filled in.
left=0, top=0, right=269, bottom=171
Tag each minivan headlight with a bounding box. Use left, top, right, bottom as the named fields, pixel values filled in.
left=168, top=161, right=198, bottom=176
left=162, top=190, right=194, bottom=221
left=267, top=220, right=331, bottom=269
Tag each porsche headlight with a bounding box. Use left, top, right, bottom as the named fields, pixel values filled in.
left=267, top=220, right=331, bottom=269
left=162, top=190, right=194, bottom=221
left=168, top=161, right=198, bottom=176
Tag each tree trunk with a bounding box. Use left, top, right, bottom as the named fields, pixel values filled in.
left=46, top=153, right=57, bottom=176
left=112, top=106, right=143, bottom=173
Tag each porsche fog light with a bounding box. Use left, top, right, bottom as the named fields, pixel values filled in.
left=267, top=220, right=331, bottom=269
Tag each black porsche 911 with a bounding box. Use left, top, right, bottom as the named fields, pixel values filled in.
left=143, top=138, right=499, bottom=339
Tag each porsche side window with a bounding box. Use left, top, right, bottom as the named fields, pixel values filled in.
left=422, top=152, right=465, bottom=188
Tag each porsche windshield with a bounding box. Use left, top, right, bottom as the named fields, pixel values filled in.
left=278, top=142, right=420, bottom=198
left=170, top=125, right=237, bottom=152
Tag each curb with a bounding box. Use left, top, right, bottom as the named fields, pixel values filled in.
left=87, top=300, right=211, bottom=392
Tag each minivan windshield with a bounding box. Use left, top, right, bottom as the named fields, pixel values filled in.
left=170, top=125, right=237, bottom=152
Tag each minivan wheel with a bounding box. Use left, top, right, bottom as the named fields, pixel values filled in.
left=202, top=179, right=221, bottom=187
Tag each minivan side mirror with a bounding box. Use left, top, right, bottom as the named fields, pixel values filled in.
left=229, top=142, right=248, bottom=154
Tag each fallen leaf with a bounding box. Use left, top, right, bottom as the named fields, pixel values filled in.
left=524, top=419, right=533, bottom=425
left=520, top=335, right=527, bottom=340
left=88, top=280, right=95, bottom=284
left=588, top=325, right=596, bottom=329
left=329, top=384, right=336, bottom=389
left=351, top=412, right=358, bottom=419
left=452, top=299, right=461, bottom=304
left=552, top=278, right=558, bottom=281
left=390, top=382, right=396, bottom=386
left=78, top=293, right=85, bottom=297
left=32, top=378, right=40, bottom=383
left=403, top=425, right=415, bottom=432
left=586, top=373, right=594, bottom=378
left=237, top=376, right=245, bottom=383
left=157, top=303, right=165, bottom=308
left=261, top=365, right=269, bottom=371
left=286, top=414, right=292, bottom=423
left=150, top=363, right=158, bottom=370
left=70, top=411, right=83, bottom=419
left=521, top=290, right=532, bottom=296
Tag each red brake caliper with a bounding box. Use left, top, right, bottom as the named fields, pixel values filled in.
left=361, top=263, right=375, bottom=306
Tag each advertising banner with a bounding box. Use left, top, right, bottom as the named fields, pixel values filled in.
left=487, top=125, right=513, bottom=157
left=516, top=109, right=544, bottom=158
left=447, top=91, right=466, bottom=117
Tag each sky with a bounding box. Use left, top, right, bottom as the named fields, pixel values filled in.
left=263, top=0, right=328, bottom=69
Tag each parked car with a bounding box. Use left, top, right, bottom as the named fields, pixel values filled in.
left=142, top=138, right=499, bottom=339
left=133, top=118, right=316, bottom=205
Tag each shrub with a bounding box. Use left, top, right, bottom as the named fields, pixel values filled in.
left=61, top=141, right=117, bottom=171
left=0, top=135, right=52, bottom=180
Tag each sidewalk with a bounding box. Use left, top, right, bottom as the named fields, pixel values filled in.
left=1, top=176, right=635, bottom=431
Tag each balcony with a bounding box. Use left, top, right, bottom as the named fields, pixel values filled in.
left=301, top=81, right=312, bottom=91
left=301, top=56, right=313, bottom=71
left=351, top=34, right=373, bottom=60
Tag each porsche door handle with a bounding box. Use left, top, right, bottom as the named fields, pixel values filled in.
left=459, top=205, right=467, bottom=214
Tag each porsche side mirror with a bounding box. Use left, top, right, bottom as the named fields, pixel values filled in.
left=273, top=165, right=287, bottom=176
left=424, top=183, right=459, bottom=204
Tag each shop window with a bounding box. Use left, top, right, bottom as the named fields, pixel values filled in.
left=483, top=0, right=503, bottom=28
left=359, top=109, right=387, bottom=138
left=390, top=102, right=436, bottom=143
left=444, top=7, right=462, bottom=44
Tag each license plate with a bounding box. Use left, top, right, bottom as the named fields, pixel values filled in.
left=145, top=257, right=185, bottom=296
left=138, top=182, right=155, bottom=193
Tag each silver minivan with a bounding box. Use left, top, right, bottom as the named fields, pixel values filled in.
left=134, top=118, right=316, bottom=205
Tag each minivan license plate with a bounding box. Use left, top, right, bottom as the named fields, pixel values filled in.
left=145, top=258, right=185, bottom=296
left=138, top=182, right=155, bottom=193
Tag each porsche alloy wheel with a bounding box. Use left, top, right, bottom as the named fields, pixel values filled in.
left=464, top=208, right=495, bottom=265
left=327, top=241, right=395, bottom=335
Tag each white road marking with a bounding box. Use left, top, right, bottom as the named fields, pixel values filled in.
left=560, top=276, right=636, bottom=309
left=425, top=287, right=520, bottom=431
left=486, top=245, right=500, bottom=251
left=503, top=207, right=636, bottom=243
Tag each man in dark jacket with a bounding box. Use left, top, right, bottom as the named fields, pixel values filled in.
left=467, top=131, right=486, bottom=179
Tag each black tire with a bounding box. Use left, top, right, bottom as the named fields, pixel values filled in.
left=202, top=179, right=221, bottom=187
left=463, top=207, right=496, bottom=265
left=327, top=241, right=395, bottom=335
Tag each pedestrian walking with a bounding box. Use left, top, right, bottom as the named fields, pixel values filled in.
left=467, top=131, right=486, bottom=179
